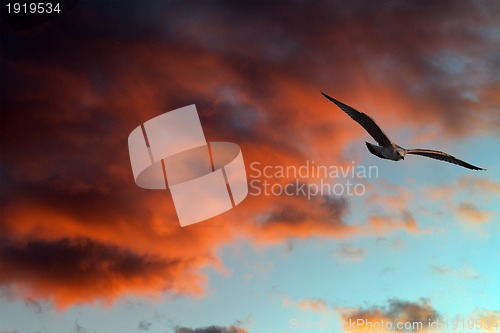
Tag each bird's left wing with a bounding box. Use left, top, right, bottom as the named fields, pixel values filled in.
left=321, top=92, right=392, bottom=147
left=406, top=149, right=485, bottom=170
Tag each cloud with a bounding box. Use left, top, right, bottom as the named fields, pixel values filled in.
left=457, top=177, right=500, bottom=194
left=338, top=298, right=439, bottom=333
left=297, top=298, right=330, bottom=314
left=428, top=177, right=500, bottom=200
left=248, top=193, right=356, bottom=243
left=174, top=326, right=248, bottom=333
left=138, top=320, right=152, bottom=331
left=0, top=237, right=210, bottom=309
left=367, top=210, right=427, bottom=235
left=457, top=202, right=492, bottom=224
left=282, top=296, right=332, bottom=314
left=284, top=296, right=441, bottom=333
left=332, top=243, right=366, bottom=262
left=471, top=309, right=500, bottom=333
left=426, top=176, right=497, bottom=226
left=366, top=182, right=414, bottom=212
left=430, top=264, right=480, bottom=279
left=23, top=298, right=49, bottom=314
left=73, top=320, right=93, bottom=333
left=287, top=295, right=498, bottom=333
left=364, top=182, right=430, bottom=237
left=231, top=315, right=254, bottom=330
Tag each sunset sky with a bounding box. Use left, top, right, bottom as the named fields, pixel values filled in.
left=1, top=1, right=499, bottom=333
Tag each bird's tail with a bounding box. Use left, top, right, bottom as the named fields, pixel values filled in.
left=365, top=142, right=378, bottom=155
left=365, top=142, right=384, bottom=159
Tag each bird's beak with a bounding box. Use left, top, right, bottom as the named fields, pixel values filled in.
left=402, top=156, right=405, bottom=160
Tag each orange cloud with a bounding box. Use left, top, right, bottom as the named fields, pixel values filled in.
left=367, top=210, right=427, bottom=236
left=0, top=238, right=209, bottom=309
left=284, top=296, right=441, bottom=333
left=426, top=177, right=498, bottom=226
left=282, top=296, right=332, bottom=315
left=457, top=202, right=492, bottom=224
left=428, top=177, right=500, bottom=200
left=366, top=183, right=414, bottom=213
left=471, top=309, right=500, bottom=333
left=338, top=299, right=440, bottom=333
left=297, top=298, right=330, bottom=314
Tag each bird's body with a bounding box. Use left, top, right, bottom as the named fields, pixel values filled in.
left=366, top=142, right=404, bottom=161
left=322, top=92, right=485, bottom=171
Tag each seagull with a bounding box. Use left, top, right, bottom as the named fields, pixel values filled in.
left=321, top=92, right=485, bottom=170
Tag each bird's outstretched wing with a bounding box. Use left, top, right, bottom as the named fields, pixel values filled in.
left=321, top=92, right=392, bottom=147
left=406, top=149, right=485, bottom=170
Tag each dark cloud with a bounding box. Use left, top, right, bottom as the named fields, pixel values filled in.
left=0, top=237, right=205, bottom=308
left=73, top=320, right=93, bottom=333
left=175, top=326, right=247, bottom=333
left=252, top=193, right=354, bottom=242
left=332, top=243, right=366, bottom=262
left=341, top=298, right=439, bottom=332
left=24, top=298, right=49, bottom=313
left=264, top=194, right=347, bottom=226
left=386, top=299, right=439, bottom=325
left=138, top=320, right=152, bottom=331
left=0, top=238, right=168, bottom=282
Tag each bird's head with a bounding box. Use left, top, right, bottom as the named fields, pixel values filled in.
left=396, top=146, right=406, bottom=160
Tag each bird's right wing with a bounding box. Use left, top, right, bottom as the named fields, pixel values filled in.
left=406, top=149, right=485, bottom=170
left=321, top=92, right=392, bottom=147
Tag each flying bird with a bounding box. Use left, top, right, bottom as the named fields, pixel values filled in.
left=321, top=92, right=485, bottom=170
